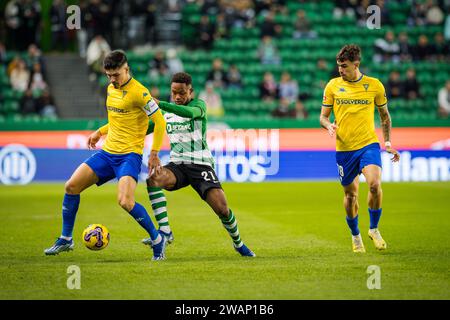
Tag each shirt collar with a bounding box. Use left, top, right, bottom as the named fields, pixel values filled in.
left=120, top=77, right=133, bottom=89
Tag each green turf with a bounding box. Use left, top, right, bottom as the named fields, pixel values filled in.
left=0, top=182, right=449, bottom=300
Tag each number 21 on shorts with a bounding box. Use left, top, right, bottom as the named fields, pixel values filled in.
left=202, top=170, right=218, bottom=183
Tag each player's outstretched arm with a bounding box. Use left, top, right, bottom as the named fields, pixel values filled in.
left=320, top=107, right=338, bottom=137
left=148, top=109, right=166, bottom=176
left=377, top=106, right=400, bottom=162
left=158, top=100, right=204, bottom=119
left=87, top=124, right=108, bottom=149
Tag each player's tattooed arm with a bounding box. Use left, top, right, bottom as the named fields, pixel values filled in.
left=378, top=106, right=391, bottom=143
left=378, top=106, right=400, bottom=162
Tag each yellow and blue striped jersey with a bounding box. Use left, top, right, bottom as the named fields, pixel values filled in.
left=322, top=74, right=387, bottom=151
left=103, top=77, right=159, bottom=155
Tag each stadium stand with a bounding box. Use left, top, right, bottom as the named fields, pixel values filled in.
left=1, top=0, right=449, bottom=129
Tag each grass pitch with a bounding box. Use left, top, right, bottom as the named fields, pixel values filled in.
left=0, top=181, right=449, bottom=300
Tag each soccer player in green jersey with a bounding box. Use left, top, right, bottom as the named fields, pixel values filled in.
left=142, top=72, right=255, bottom=257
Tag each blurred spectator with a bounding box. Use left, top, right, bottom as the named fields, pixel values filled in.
left=408, top=1, right=428, bottom=26
left=374, top=31, right=400, bottom=63
left=260, top=10, right=282, bottom=38
left=201, top=0, right=220, bottom=15
left=231, top=0, right=256, bottom=29
left=37, top=89, right=57, bottom=118
left=199, top=82, right=224, bottom=118
left=375, top=0, right=391, bottom=25
left=333, top=0, right=356, bottom=20
left=86, top=34, right=111, bottom=81
left=166, top=0, right=182, bottom=12
left=10, top=59, right=30, bottom=92
left=445, top=13, right=450, bottom=41
left=355, top=0, right=370, bottom=27
left=398, top=32, right=412, bottom=62
left=413, top=35, right=432, bottom=61
left=278, top=72, right=298, bottom=104
left=20, top=89, right=38, bottom=115
left=149, top=51, right=169, bottom=78
left=5, top=0, right=21, bottom=50
left=27, top=44, right=45, bottom=70
left=0, top=43, right=6, bottom=65
left=254, top=0, right=272, bottom=16
left=5, top=0, right=41, bottom=50
left=76, top=0, right=89, bottom=58
left=293, top=10, right=317, bottom=39
left=403, top=68, right=420, bottom=100
left=84, top=0, right=111, bottom=43
left=272, top=98, right=296, bottom=118
left=214, top=13, right=230, bottom=40
left=259, top=72, right=278, bottom=101
left=198, top=15, right=215, bottom=50
left=23, top=0, right=42, bottom=49
left=408, top=0, right=444, bottom=26
left=295, top=100, right=308, bottom=119
left=29, top=63, right=47, bottom=91
left=144, top=0, right=157, bottom=44
left=275, top=0, right=288, bottom=15
left=207, top=58, right=228, bottom=88
left=166, top=49, right=184, bottom=75
left=426, top=0, right=444, bottom=25
left=7, top=56, right=20, bottom=77
left=438, top=80, right=450, bottom=118
left=258, top=35, right=281, bottom=65
left=50, top=0, right=68, bottom=52
left=317, top=58, right=329, bottom=72
left=386, top=70, right=404, bottom=99
left=431, top=33, right=449, bottom=62
left=227, top=64, right=243, bottom=90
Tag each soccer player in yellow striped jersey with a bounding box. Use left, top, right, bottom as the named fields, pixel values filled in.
left=320, top=45, right=400, bottom=253
left=45, top=50, right=168, bottom=260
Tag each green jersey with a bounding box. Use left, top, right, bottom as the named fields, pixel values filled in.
left=148, top=99, right=215, bottom=168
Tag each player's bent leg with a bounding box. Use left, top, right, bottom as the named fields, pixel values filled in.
left=205, top=188, right=256, bottom=257
left=362, top=165, right=387, bottom=250
left=343, top=178, right=365, bottom=253
left=45, top=163, right=99, bottom=256
left=145, top=183, right=174, bottom=243
left=118, top=176, right=166, bottom=260
left=147, top=167, right=178, bottom=189
left=144, top=168, right=178, bottom=245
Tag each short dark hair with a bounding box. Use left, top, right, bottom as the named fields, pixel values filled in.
left=103, top=50, right=128, bottom=70
left=171, top=72, right=192, bottom=86
left=336, top=44, right=361, bottom=62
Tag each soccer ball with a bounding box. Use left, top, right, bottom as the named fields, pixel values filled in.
left=82, top=224, right=110, bottom=250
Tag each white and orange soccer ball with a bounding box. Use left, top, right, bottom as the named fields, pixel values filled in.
left=82, top=224, right=110, bottom=251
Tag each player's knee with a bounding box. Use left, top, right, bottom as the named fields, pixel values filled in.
left=369, top=181, right=381, bottom=195
left=64, top=180, right=80, bottom=195
left=345, top=192, right=358, bottom=204
left=118, top=196, right=135, bottom=212
left=215, top=203, right=229, bottom=219
left=146, top=175, right=162, bottom=188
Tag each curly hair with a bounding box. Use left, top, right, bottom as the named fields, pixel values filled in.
left=336, top=44, right=361, bottom=62
left=171, top=72, right=192, bottom=85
